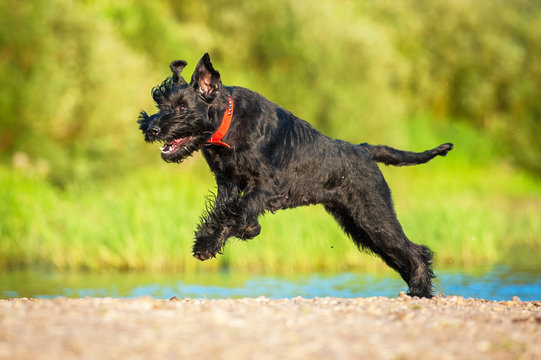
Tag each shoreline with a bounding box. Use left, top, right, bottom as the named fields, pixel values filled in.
left=1, top=295, right=540, bottom=359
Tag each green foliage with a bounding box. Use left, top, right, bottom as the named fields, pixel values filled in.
left=2, top=0, right=541, bottom=179
left=0, top=0, right=154, bottom=185
left=1, top=0, right=540, bottom=272
left=164, top=0, right=541, bottom=170
left=369, top=0, right=541, bottom=172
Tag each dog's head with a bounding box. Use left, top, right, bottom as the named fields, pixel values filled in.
left=138, top=53, right=228, bottom=163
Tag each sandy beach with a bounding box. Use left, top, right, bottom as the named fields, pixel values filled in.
left=1, top=294, right=540, bottom=359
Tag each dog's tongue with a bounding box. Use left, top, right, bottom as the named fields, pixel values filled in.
left=169, top=137, right=190, bottom=146
left=163, top=138, right=185, bottom=148
left=161, top=137, right=192, bottom=154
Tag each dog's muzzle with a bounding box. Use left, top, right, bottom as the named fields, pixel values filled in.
left=147, top=126, right=160, bottom=137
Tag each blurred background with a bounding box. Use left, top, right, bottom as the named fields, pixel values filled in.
left=1, top=0, right=540, bottom=296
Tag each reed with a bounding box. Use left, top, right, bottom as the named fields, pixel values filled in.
left=2, top=151, right=540, bottom=273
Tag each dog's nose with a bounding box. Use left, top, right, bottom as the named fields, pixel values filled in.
left=147, top=126, right=160, bottom=136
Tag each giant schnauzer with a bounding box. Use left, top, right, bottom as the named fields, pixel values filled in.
left=138, top=53, right=453, bottom=298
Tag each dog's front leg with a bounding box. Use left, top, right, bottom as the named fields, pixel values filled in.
left=231, top=188, right=265, bottom=240
left=193, top=179, right=239, bottom=261
left=193, top=180, right=264, bottom=261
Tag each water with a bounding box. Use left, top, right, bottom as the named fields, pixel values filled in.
left=1, top=266, right=540, bottom=301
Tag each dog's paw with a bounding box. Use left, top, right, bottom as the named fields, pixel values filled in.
left=192, top=237, right=222, bottom=261
left=236, top=221, right=261, bottom=240
left=193, top=248, right=215, bottom=261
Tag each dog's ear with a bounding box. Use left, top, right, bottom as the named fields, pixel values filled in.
left=170, top=60, right=188, bottom=86
left=191, top=53, right=222, bottom=99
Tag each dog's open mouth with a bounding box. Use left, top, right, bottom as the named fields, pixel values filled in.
left=160, top=137, right=192, bottom=155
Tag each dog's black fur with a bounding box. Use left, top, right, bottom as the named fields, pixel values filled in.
left=138, top=53, right=453, bottom=298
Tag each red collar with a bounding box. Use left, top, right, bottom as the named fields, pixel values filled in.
left=207, top=95, right=233, bottom=148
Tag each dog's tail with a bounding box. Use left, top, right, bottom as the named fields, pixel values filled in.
left=359, top=142, right=453, bottom=166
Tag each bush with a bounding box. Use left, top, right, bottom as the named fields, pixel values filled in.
left=1, top=0, right=541, bottom=183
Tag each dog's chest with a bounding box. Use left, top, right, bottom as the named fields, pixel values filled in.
left=203, top=147, right=261, bottom=186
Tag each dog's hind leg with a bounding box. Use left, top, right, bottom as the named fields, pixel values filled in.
left=325, top=199, right=435, bottom=298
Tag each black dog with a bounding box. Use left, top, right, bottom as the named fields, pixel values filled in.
left=138, top=53, right=453, bottom=298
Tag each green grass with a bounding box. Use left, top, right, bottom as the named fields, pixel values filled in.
left=2, top=137, right=540, bottom=273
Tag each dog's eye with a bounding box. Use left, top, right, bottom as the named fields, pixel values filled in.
left=176, top=105, right=187, bottom=111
